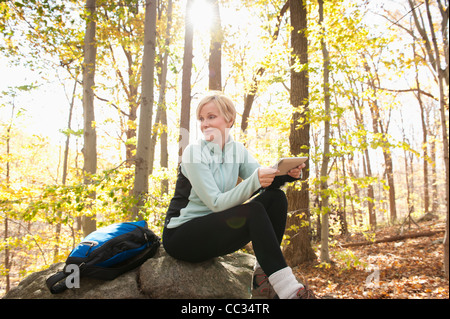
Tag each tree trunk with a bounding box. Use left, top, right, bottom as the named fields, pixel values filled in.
left=81, top=0, right=97, bottom=236
left=3, top=99, right=15, bottom=293
left=149, top=0, right=172, bottom=179
left=400, top=110, right=413, bottom=216
left=55, top=75, right=78, bottom=262
left=116, top=44, right=139, bottom=165
left=178, top=0, right=194, bottom=163
left=363, top=59, right=397, bottom=225
left=125, top=87, right=138, bottom=164
left=413, top=39, right=430, bottom=215
left=407, top=0, right=449, bottom=279
left=284, top=0, right=316, bottom=266
left=132, top=0, right=157, bottom=221
left=318, top=0, right=331, bottom=264
left=349, top=73, right=376, bottom=229
left=160, top=102, right=169, bottom=193
left=348, top=156, right=361, bottom=226
left=424, top=0, right=449, bottom=278
left=152, top=0, right=172, bottom=193
left=430, top=133, right=438, bottom=213
left=363, top=150, right=376, bottom=228
left=342, top=229, right=445, bottom=248
left=344, top=63, right=376, bottom=229
left=208, top=0, right=222, bottom=91
left=335, top=111, right=349, bottom=235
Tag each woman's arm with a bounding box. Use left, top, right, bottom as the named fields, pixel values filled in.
left=181, top=144, right=262, bottom=212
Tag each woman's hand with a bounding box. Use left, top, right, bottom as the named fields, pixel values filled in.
left=258, top=167, right=278, bottom=188
left=287, top=163, right=306, bottom=179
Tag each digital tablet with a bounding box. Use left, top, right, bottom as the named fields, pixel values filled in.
left=272, top=157, right=308, bottom=176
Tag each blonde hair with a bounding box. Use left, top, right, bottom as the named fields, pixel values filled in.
left=196, top=92, right=236, bottom=125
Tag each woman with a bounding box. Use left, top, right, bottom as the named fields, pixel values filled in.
left=163, top=93, right=316, bottom=299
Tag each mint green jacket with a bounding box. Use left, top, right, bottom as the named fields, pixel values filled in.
left=166, top=136, right=261, bottom=228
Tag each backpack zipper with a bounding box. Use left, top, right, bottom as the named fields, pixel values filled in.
left=80, top=241, right=98, bottom=256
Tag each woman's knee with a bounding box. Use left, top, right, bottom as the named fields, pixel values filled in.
left=245, top=201, right=267, bottom=218
left=259, top=189, right=288, bottom=212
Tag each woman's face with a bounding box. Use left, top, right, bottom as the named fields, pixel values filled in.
left=198, top=101, right=233, bottom=147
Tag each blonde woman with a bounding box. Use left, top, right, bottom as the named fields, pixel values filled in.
left=163, top=92, right=316, bottom=299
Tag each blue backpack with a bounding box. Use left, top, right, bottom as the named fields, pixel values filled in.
left=46, top=220, right=160, bottom=294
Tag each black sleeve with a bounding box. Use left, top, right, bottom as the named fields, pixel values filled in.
left=266, top=175, right=300, bottom=189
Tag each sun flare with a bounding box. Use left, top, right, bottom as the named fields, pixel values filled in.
left=186, top=0, right=214, bottom=31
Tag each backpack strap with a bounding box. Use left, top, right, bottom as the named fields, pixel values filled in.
left=46, top=271, right=70, bottom=294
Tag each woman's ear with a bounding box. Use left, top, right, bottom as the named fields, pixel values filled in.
left=228, top=119, right=234, bottom=128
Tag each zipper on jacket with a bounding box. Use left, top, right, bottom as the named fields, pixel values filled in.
left=219, top=149, right=226, bottom=192
left=219, top=164, right=225, bottom=192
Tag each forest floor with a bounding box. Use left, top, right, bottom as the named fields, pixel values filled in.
left=294, top=220, right=448, bottom=299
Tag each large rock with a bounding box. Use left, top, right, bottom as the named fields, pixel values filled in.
left=140, top=248, right=255, bottom=299
left=3, top=248, right=255, bottom=299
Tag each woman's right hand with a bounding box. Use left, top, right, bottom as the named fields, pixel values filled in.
left=258, top=167, right=279, bottom=188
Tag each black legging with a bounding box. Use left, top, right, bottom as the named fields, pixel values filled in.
left=162, top=188, right=288, bottom=276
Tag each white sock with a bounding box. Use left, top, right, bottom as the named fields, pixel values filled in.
left=268, top=267, right=304, bottom=299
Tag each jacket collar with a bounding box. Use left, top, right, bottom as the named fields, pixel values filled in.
left=201, top=135, right=234, bottom=162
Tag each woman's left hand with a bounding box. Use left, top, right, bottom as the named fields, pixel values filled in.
left=287, top=163, right=306, bottom=179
